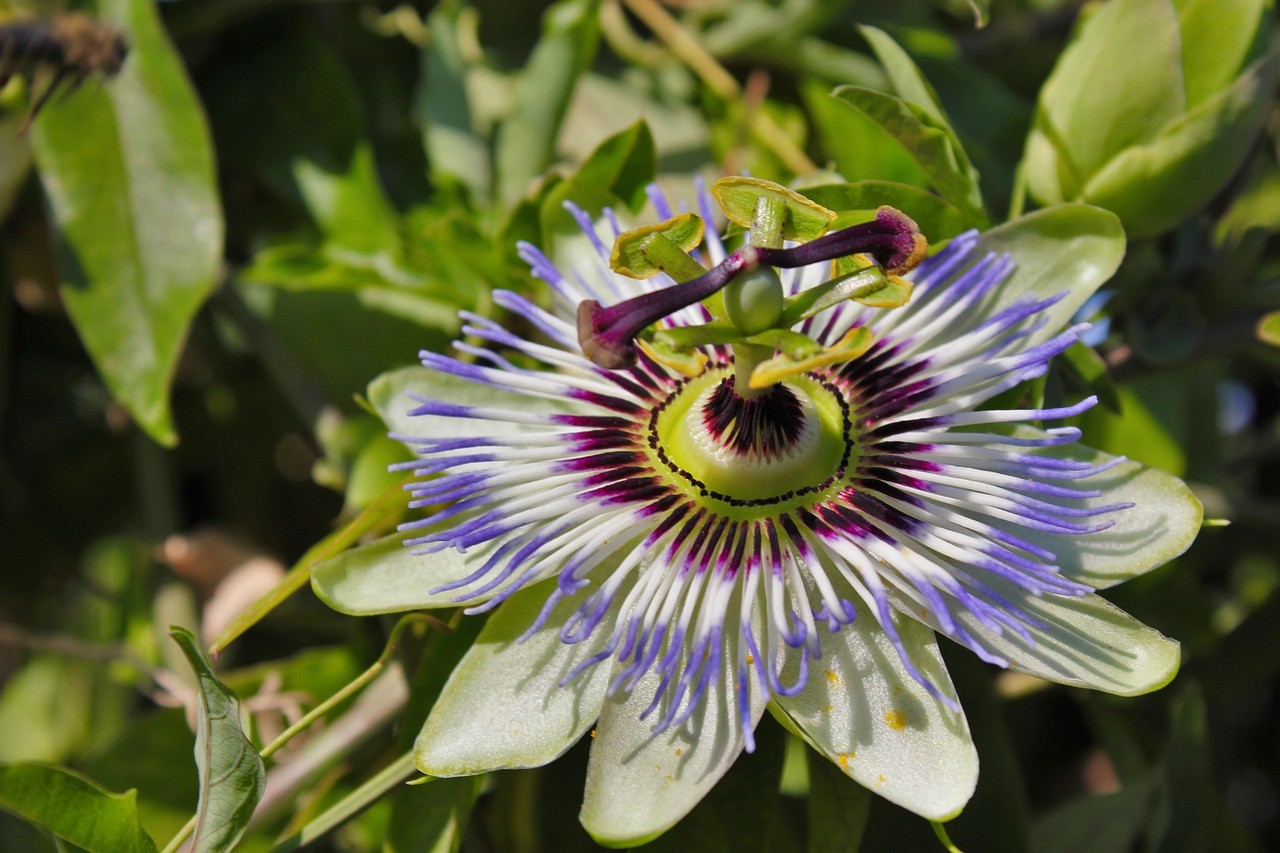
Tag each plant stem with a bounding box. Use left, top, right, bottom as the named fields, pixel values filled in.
left=206, top=475, right=410, bottom=657
left=259, top=614, right=442, bottom=760
left=620, top=0, right=817, bottom=175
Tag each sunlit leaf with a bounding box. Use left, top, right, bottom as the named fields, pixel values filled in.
left=495, top=0, right=603, bottom=207
left=169, top=627, right=265, bottom=853
left=831, top=87, right=986, bottom=226
left=31, top=0, right=223, bottom=446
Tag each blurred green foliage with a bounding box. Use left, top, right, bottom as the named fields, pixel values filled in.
left=1, top=0, right=1279, bottom=851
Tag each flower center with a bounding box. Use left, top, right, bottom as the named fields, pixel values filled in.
left=653, top=369, right=851, bottom=505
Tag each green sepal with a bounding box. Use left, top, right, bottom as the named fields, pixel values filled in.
left=710, top=177, right=837, bottom=242
left=609, top=212, right=707, bottom=281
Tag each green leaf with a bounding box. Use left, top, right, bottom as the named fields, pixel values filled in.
left=1081, top=52, right=1276, bottom=238
left=859, top=26, right=949, bottom=127
left=1217, top=166, right=1280, bottom=244
left=494, top=0, right=603, bottom=207
left=1079, top=374, right=1191, bottom=477
left=0, top=763, right=158, bottom=853
left=418, top=0, right=491, bottom=198
left=774, top=615, right=977, bottom=822
left=414, top=584, right=611, bottom=776
left=1035, top=0, right=1185, bottom=185
left=806, top=748, right=871, bottom=853
left=800, top=78, right=930, bottom=187
left=802, top=181, right=969, bottom=241
left=1258, top=311, right=1280, bottom=346
left=540, top=120, right=658, bottom=242
left=1032, top=774, right=1158, bottom=853
left=168, top=627, right=265, bottom=853
left=1150, top=684, right=1213, bottom=853
left=831, top=87, right=986, bottom=226
left=1174, top=0, right=1269, bottom=107
left=570, top=120, right=658, bottom=212
left=31, top=0, right=223, bottom=446
left=386, top=776, right=484, bottom=853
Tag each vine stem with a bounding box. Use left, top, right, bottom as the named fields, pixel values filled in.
left=259, top=614, right=444, bottom=760
left=620, top=0, right=817, bottom=176
left=158, top=816, right=197, bottom=853
left=206, top=474, right=411, bottom=657
left=160, top=614, right=438, bottom=853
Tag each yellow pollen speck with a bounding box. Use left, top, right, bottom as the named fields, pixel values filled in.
left=675, top=748, right=682, bottom=756
left=666, top=774, right=673, bottom=781
left=825, top=670, right=839, bottom=684
left=884, top=710, right=907, bottom=731
left=920, top=608, right=927, bottom=617
left=590, top=729, right=597, bottom=738
left=878, top=774, right=885, bottom=784
left=838, top=753, right=849, bottom=768
left=821, top=704, right=834, bottom=713
left=892, top=687, right=901, bottom=697
left=746, top=654, right=754, bottom=664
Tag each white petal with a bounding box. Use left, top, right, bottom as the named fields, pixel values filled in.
left=913, top=586, right=1179, bottom=696
left=579, top=626, right=768, bottom=847
left=775, top=613, right=978, bottom=821
left=994, top=430, right=1202, bottom=589
left=369, top=365, right=580, bottom=440
left=312, top=532, right=504, bottom=615
left=415, top=584, right=610, bottom=775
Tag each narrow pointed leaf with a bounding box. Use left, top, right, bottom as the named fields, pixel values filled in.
left=859, top=26, right=948, bottom=127
left=0, top=763, right=158, bottom=853
left=495, top=0, right=602, bottom=206
left=31, top=0, right=223, bottom=447
left=831, top=87, right=986, bottom=226
left=169, top=627, right=265, bottom=853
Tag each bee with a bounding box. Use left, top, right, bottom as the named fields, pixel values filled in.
left=0, top=12, right=128, bottom=129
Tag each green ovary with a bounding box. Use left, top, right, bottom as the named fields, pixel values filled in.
left=657, top=371, right=849, bottom=503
